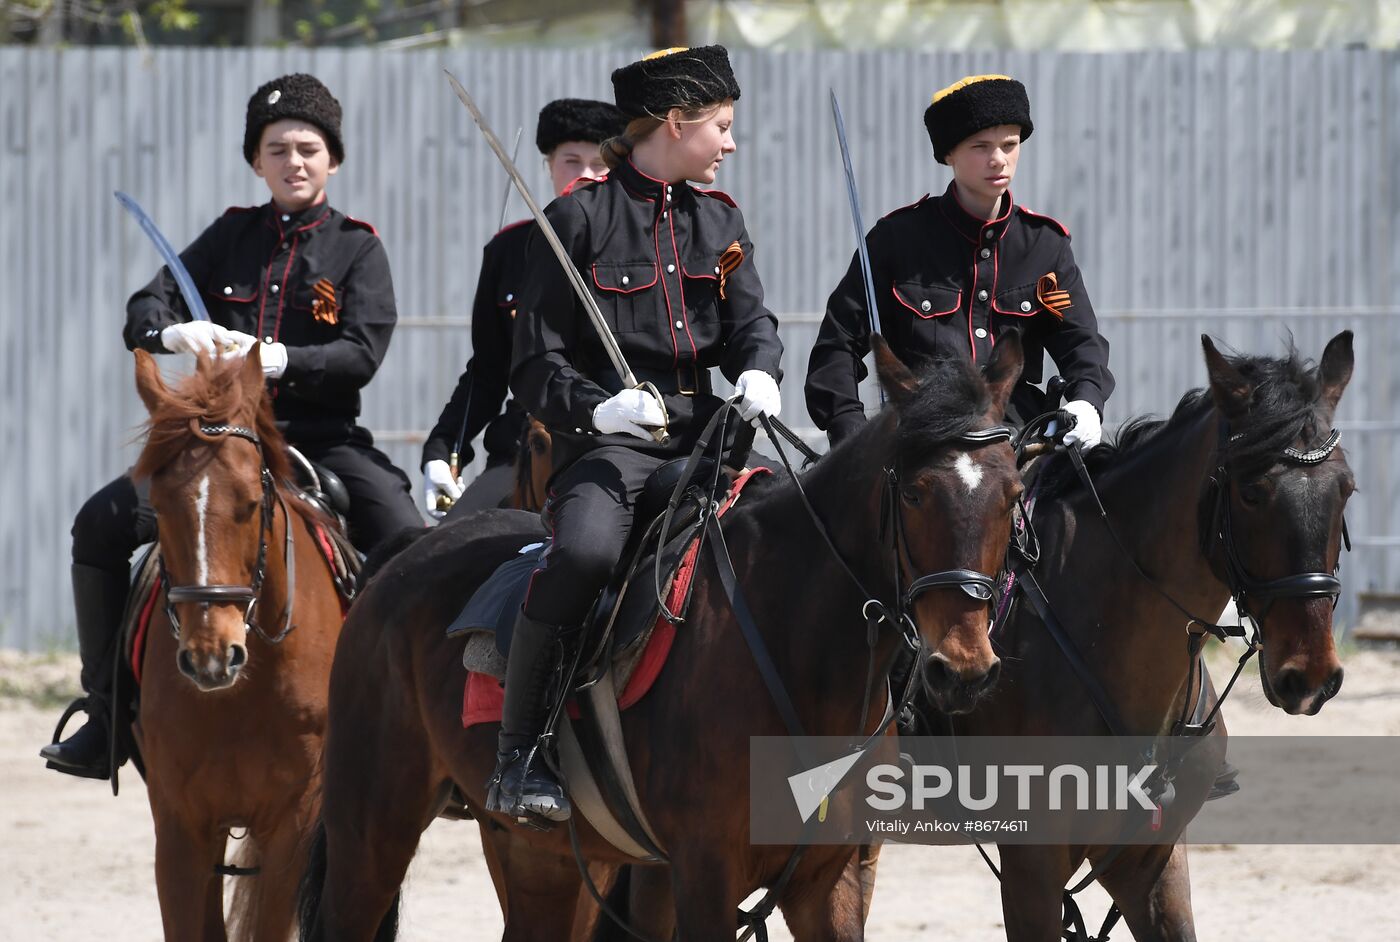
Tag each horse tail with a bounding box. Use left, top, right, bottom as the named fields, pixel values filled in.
left=295, top=815, right=401, bottom=942
left=224, top=834, right=263, bottom=942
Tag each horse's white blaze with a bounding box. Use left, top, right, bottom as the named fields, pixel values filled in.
left=955, top=452, right=984, bottom=493
left=195, top=474, right=210, bottom=583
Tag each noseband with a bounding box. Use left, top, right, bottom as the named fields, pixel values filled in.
left=1205, top=422, right=1347, bottom=621
left=160, top=423, right=297, bottom=644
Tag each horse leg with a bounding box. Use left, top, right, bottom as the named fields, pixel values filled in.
left=316, top=769, right=440, bottom=941
left=778, top=851, right=866, bottom=942
left=481, top=826, right=587, bottom=941
left=670, top=853, right=744, bottom=942
left=1095, top=843, right=1197, bottom=942
left=151, top=807, right=226, bottom=942
left=998, top=844, right=1078, bottom=942
left=242, top=816, right=311, bottom=942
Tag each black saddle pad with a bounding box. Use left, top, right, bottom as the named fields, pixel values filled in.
left=446, top=542, right=546, bottom=656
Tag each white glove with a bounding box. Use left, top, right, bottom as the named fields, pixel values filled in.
left=423, top=459, right=463, bottom=518
left=734, top=369, right=781, bottom=425
left=1061, top=399, right=1103, bottom=450
left=592, top=388, right=666, bottom=439
left=160, top=321, right=237, bottom=358
left=222, top=330, right=261, bottom=359
left=260, top=341, right=289, bottom=379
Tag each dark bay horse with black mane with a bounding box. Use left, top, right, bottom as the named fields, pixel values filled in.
left=297, top=335, right=1026, bottom=941
left=927, top=332, right=1356, bottom=941
left=132, top=348, right=350, bottom=940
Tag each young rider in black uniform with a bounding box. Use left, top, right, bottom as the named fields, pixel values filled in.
left=41, top=74, right=422, bottom=780
left=805, top=75, right=1114, bottom=448
left=422, top=99, right=626, bottom=517
left=487, top=47, right=785, bottom=823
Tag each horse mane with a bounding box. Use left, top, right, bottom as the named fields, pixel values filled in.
left=1061, top=340, right=1327, bottom=490
left=889, top=355, right=994, bottom=468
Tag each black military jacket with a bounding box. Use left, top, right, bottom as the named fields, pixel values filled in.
left=422, top=219, right=533, bottom=469
left=512, top=160, right=784, bottom=467
left=125, top=200, right=398, bottom=435
left=805, top=183, right=1114, bottom=444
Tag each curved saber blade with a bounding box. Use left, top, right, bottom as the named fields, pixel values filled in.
left=829, top=91, right=879, bottom=336
left=114, top=191, right=210, bottom=322
left=445, top=69, right=667, bottom=443
left=498, top=127, right=523, bottom=231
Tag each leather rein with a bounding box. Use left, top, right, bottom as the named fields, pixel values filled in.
left=159, top=423, right=297, bottom=645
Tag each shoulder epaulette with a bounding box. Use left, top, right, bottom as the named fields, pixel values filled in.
left=694, top=187, right=738, bottom=208
left=1015, top=205, right=1070, bottom=237
left=344, top=215, right=378, bottom=237
left=561, top=173, right=607, bottom=197
left=881, top=194, right=931, bottom=220
left=222, top=205, right=257, bottom=217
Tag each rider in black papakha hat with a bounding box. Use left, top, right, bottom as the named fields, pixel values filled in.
left=422, top=98, right=627, bottom=517
left=41, top=73, right=422, bottom=781
left=484, top=46, right=783, bottom=826
left=806, top=74, right=1114, bottom=450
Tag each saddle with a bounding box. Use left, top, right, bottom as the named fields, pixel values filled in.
left=449, top=422, right=768, bottom=859
left=287, top=447, right=352, bottom=523
left=447, top=452, right=721, bottom=677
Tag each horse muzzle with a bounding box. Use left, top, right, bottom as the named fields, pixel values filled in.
left=177, top=640, right=248, bottom=691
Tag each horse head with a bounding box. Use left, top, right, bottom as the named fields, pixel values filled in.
left=872, top=332, right=1025, bottom=714
left=134, top=347, right=291, bottom=692
left=1201, top=330, right=1354, bottom=715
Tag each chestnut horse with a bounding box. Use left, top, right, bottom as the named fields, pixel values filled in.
left=296, top=335, right=1026, bottom=941
left=131, top=348, right=349, bottom=941
left=916, top=332, right=1355, bottom=941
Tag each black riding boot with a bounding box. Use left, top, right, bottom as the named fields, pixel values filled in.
left=485, top=612, right=571, bottom=823
left=39, top=564, right=129, bottom=779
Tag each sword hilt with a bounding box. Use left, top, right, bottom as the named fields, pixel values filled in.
left=634, top=381, right=670, bottom=445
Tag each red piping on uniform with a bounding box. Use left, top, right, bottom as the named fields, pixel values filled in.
left=272, top=236, right=299, bottom=340
left=667, top=207, right=699, bottom=362
left=968, top=252, right=980, bottom=363
left=891, top=283, right=960, bottom=318
left=654, top=211, right=680, bottom=366
left=295, top=209, right=331, bottom=234
left=591, top=262, right=657, bottom=293
left=523, top=489, right=554, bottom=607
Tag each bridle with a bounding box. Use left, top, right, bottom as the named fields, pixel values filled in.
left=159, top=422, right=297, bottom=645
left=1203, top=423, right=1347, bottom=624
left=880, top=425, right=1016, bottom=645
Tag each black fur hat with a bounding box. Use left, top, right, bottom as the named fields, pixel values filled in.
left=610, top=45, right=741, bottom=120
left=923, top=75, right=1033, bottom=164
left=535, top=98, right=628, bottom=155
left=243, top=73, right=344, bottom=166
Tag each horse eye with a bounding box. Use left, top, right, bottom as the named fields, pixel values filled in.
left=1239, top=483, right=1268, bottom=507
left=901, top=487, right=922, bottom=507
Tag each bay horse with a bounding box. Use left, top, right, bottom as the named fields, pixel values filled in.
left=132, top=347, right=349, bottom=941
left=928, top=331, right=1355, bottom=941
left=296, top=334, right=1026, bottom=941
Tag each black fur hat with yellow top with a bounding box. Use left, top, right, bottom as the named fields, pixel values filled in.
left=923, top=74, right=1033, bottom=164
left=535, top=98, right=628, bottom=155
left=243, top=73, right=344, bottom=166
left=610, top=45, right=742, bottom=120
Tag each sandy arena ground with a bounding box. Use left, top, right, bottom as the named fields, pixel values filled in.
left=3, top=646, right=1399, bottom=941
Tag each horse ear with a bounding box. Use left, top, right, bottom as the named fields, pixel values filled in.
left=873, top=334, right=918, bottom=405
left=1317, top=330, right=1354, bottom=419
left=1201, top=335, right=1251, bottom=418
left=983, top=328, right=1025, bottom=418
left=133, top=349, right=169, bottom=415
